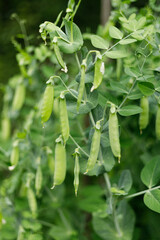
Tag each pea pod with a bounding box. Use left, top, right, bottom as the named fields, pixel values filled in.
left=51, top=135, right=66, bottom=188
left=10, top=140, right=19, bottom=170
left=12, top=83, right=26, bottom=111
left=139, top=96, right=149, bottom=133
left=1, top=116, right=10, bottom=140
left=60, top=92, right=70, bottom=143
left=109, top=105, right=121, bottom=162
left=27, top=188, right=37, bottom=218
left=77, top=60, right=86, bottom=112
left=35, top=163, right=43, bottom=196
left=85, top=121, right=101, bottom=173
left=91, top=53, right=104, bottom=92
left=53, top=37, right=67, bottom=72
left=41, top=83, right=54, bottom=125
left=73, top=148, right=80, bottom=196
left=155, top=105, right=160, bottom=139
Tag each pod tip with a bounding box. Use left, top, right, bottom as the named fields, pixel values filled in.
left=84, top=170, right=88, bottom=175
left=118, top=157, right=121, bottom=164
left=51, top=185, right=55, bottom=190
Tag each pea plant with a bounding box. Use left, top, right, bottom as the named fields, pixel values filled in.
left=0, top=0, right=160, bottom=239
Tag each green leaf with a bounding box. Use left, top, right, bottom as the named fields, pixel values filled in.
left=57, top=20, right=83, bottom=54
left=91, top=35, right=109, bottom=49
left=102, top=147, right=115, bottom=172
left=92, top=200, right=135, bottom=240
left=105, top=50, right=129, bottom=59
left=110, top=81, right=128, bottom=94
left=138, top=81, right=155, bottom=96
left=109, top=26, right=123, bottom=39
left=119, top=38, right=137, bottom=45
left=136, top=17, right=146, bottom=30
left=141, top=157, right=160, bottom=188
left=118, top=105, right=142, bottom=116
left=128, top=89, right=143, bottom=100
left=124, top=67, right=139, bottom=78
left=144, top=190, right=160, bottom=213
left=118, top=170, right=132, bottom=192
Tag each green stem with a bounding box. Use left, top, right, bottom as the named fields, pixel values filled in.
left=113, top=201, right=122, bottom=237
left=89, top=111, right=96, bottom=127
left=117, top=79, right=137, bottom=110
left=102, top=32, right=133, bottom=57
left=53, top=75, right=85, bottom=102
left=125, top=185, right=160, bottom=199
left=69, top=134, right=89, bottom=157
left=75, top=53, right=81, bottom=70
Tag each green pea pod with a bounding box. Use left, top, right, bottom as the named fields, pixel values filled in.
left=77, top=60, right=86, bottom=112
left=60, top=92, right=70, bottom=143
left=1, top=117, right=10, bottom=140
left=12, top=83, right=26, bottom=111
left=53, top=37, right=67, bottom=72
left=73, top=148, right=80, bottom=196
left=27, top=188, right=37, bottom=218
left=91, top=54, right=104, bottom=92
left=139, top=96, right=149, bottom=132
left=10, top=141, right=19, bottom=169
left=85, top=121, right=101, bottom=173
left=53, top=97, right=59, bottom=118
left=109, top=105, right=121, bottom=162
left=35, top=165, right=43, bottom=196
left=155, top=105, right=160, bottom=139
left=41, top=83, right=54, bottom=125
left=52, top=136, right=66, bottom=188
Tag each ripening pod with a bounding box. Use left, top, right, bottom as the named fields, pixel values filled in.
left=85, top=121, right=101, bottom=173
left=1, top=117, right=10, bottom=140
left=53, top=98, right=59, bottom=118
left=73, top=148, right=80, bottom=196
left=41, top=83, right=54, bottom=125
left=53, top=37, right=67, bottom=73
left=155, top=105, right=160, bottom=139
left=109, top=105, right=121, bottom=163
left=35, top=165, right=43, bottom=196
left=51, top=135, right=66, bottom=188
left=27, top=188, right=37, bottom=218
left=12, top=83, right=26, bottom=111
left=91, top=53, right=104, bottom=92
left=9, top=140, right=19, bottom=170
left=139, top=96, right=149, bottom=133
left=77, top=60, right=86, bottom=112
left=60, top=92, right=70, bottom=143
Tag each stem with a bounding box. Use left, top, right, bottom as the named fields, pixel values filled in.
left=102, top=32, right=133, bottom=57
left=75, top=53, right=81, bottom=70
left=89, top=111, right=96, bottom=127
left=113, top=201, right=122, bottom=237
left=54, top=76, right=84, bottom=102
left=69, top=134, right=89, bottom=157
left=14, top=15, right=29, bottom=49
left=125, top=185, right=160, bottom=199
left=117, top=79, right=137, bottom=110
left=104, top=173, right=113, bottom=213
